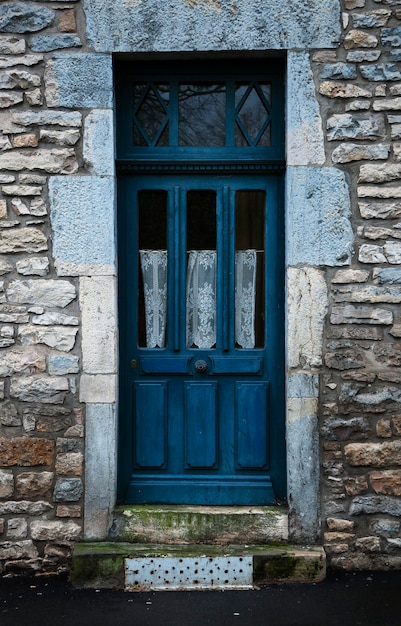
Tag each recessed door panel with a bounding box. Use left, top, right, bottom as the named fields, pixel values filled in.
left=184, top=381, right=217, bottom=469
left=134, top=382, right=167, bottom=469
left=236, top=382, right=269, bottom=469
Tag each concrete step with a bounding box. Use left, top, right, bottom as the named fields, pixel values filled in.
left=109, top=505, right=289, bottom=545
left=70, top=543, right=326, bottom=590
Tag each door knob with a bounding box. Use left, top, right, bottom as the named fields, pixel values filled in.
left=194, top=359, right=207, bottom=373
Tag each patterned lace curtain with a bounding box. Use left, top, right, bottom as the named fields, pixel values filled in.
left=186, top=250, right=217, bottom=349
left=139, top=250, right=168, bottom=348
left=235, top=249, right=257, bottom=349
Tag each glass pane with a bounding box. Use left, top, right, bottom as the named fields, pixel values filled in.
left=138, top=191, right=168, bottom=348
left=178, top=83, right=225, bottom=146
left=235, top=83, right=271, bottom=147
left=133, top=83, right=169, bottom=147
left=235, top=191, right=265, bottom=349
left=186, top=191, right=217, bottom=349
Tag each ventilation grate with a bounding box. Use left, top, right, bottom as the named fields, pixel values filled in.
left=125, top=555, right=253, bottom=590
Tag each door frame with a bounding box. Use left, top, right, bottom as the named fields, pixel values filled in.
left=79, top=52, right=331, bottom=544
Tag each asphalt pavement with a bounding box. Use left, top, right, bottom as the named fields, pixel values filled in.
left=1, top=569, right=401, bottom=626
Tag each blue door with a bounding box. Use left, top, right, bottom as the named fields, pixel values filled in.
left=116, top=59, right=285, bottom=504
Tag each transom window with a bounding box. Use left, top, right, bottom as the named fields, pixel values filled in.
left=116, top=59, right=285, bottom=166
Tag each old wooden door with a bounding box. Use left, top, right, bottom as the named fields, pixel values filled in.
left=116, top=59, right=286, bottom=505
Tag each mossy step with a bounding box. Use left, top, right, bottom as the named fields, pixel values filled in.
left=70, top=542, right=325, bottom=590
left=110, top=505, right=289, bottom=545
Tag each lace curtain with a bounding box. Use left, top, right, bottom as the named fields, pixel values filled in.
left=186, top=250, right=217, bottom=349
left=140, top=249, right=257, bottom=349
left=139, top=250, right=168, bottom=348
left=235, top=249, right=257, bottom=349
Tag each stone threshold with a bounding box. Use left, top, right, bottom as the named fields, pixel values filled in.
left=71, top=542, right=326, bottom=590
left=109, top=505, right=289, bottom=545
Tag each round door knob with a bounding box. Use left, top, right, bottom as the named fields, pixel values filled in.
left=194, top=359, right=208, bottom=373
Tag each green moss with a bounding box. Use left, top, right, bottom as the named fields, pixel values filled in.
left=70, top=552, right=125, bottom=589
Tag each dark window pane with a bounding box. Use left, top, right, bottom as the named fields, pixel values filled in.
left=178, top=83, right=225, bottom=146
left=133, top=83, right=169, bottom=146
left=235, top=190, right=265, bottom=349
left=235, top=83, right=271, bottom=147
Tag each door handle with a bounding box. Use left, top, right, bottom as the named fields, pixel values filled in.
left=194, top=359, right=208, bottom=373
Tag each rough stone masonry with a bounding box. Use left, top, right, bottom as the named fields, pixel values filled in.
left=1, top=0, right=401, bottom=576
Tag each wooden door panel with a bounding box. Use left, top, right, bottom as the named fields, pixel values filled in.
left=236, top=382, right=269, bottom=469
left=184, top=381, right=218, bottom=469
left=134, top=382, right=167, bottom=469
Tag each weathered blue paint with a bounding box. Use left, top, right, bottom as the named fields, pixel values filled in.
left=117, top=61, right=285, bottom=505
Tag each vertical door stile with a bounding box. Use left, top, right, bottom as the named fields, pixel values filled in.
left=221, top=185, right=229, bottom=352
left=173, top=186, right=181, bottom=351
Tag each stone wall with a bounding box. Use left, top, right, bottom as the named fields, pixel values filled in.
left=1, top=0, right=401, bottom=576
left=316, top=0, right=401, bottom=569
left=0, top=1, right=87, bottom=576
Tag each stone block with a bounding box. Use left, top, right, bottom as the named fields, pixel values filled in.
left=30, top=35, right=81, bottom=52
left=83, top=109, right=114, bottom=175
left=83, top=0, right=340, bottom=53
left=287, top=372, right=319, bottom=399
left=12, top=110, right=82, bottom=127
left=345, top=441, right=401, bottom=467
left=18, top=325, right=78, bottom=352
left=0, top=469, right=13, bottom=497
left=10, top=376, right=69, bottom=404
left=55, top=452, right=83, bottom=476
left=320, top=82, right=372, bottom=98
left=0, top=349, right=45, bottom=376
left=59, top=10, right=76, bottom=33
left=287, top=267, right=327, bottom=368
left=79, top=374, right=116, bottom=403
left=353, top=10, right=391, bottom=27
left=30, top=520, right=81, bottom=541
left=7, top=519, right=27, bottom=539
left=80, top=276, right=117, bottom=374
left=370, top=470, right=401, bottom=495
left=0, top=92, right=23, bottom=108
left=16, top=471, right=53, bottom=498
left=32, top=312, right=78, bottom=325
left=287, top=167, right=352, bottom=266
left=56, top=505, right=81, bottom=518
left=0, top=402, right=20, bottom=426
left=287, top=51, right=325, bottom=166
left=84, top=403, right=116, bottom=540
left=49, top=176, right=116, bottom=276
left=53, top=477, right=83, bottom=502
left=0, top=148, right=77, bottom=174
left=7, top=279, right=76, bottom=307
left=326, top=518, right=354, bottom=532
left=0, top=227, right=47, bottom=253
left=0, top=35, right=25, bottom=54
left=0, top=3, right=54, bottom=33
left=360, top=64, right=401, bottom=81
left=0, top=437, right=54, bottom=466
left=344, top=29, right=378, bottom=48
left=350, top=495, right=401, bottom=516
left=327, top=113, right=385, bottom=141
left=16, top=257, right=49, bottom=276
left=45, top=54, right=112, bottom=108
left=332, top=143, right=389, bottom=163
left=0, top=540, right=38, bottom=560
left=40, top=128, right=80, bottom=146
left=330, top=304, right=393, bottom=325
left=48, top=354, right=79, bottom=375
left=287, top=405, right=320, bottom=542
